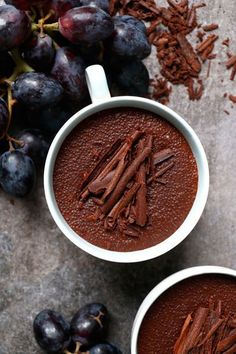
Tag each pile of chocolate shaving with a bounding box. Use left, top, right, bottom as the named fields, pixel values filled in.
left=109, top=0, right=222, bottom=102
left=150, top=76, right=172, bottom=105
left=78, top=131, right=174, bottom=237
left=174, top=299, right=236, bottom=354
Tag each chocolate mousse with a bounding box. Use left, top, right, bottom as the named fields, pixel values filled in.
left=138, top=274, right=236, bottom=354
left=53, top=107, right=198, bottom=252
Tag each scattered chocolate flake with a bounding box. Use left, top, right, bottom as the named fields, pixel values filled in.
left=78, top=132, right=174, bottom=237
left=229, top=95, right=236, bottom=104
left=150, top=76, right=172, bottom=105
left=222, top=38, right=230, bottom=47
left=224, top=110, right=230, bottom=115
left=202, top=23, right=219, bottom=32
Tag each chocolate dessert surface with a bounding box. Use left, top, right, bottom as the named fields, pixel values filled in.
left=53, top=107, right=198, bottom=252
left=138, top=274, right=236, bottom=354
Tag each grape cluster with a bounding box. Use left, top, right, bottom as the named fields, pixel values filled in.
left=33, top=303, right=122, bottom=354
left=0, top=0, right=150, bottom=198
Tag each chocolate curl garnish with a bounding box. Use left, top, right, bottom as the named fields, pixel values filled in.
left=223, top=343, right=236, bottom=354
left=173, top=314, right=192, bottom=354
left=147, top=161, right=174, bottom=184
left=88, top=130, right=142, bottom=198
left=101, top=136, right=153, bottom=216
left=88, top=170, right=115, bottom=195
left=153, top=148, right=174, bottom=165
left=197, top=318, right=224, bottom=348
left=216, top=329, right=236, bottom=352
left=79, top=138, right=123, bottom=200
left=133, top=139, right=148, bottom=227
left=196, top=34, right=218, bottom=54
left=175, top=307, right=209, bottom=353
left=104, top=182, right=140, bottom=230
left=176, top=33, right=201, bottom=73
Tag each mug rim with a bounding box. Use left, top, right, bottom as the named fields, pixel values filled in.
left=44, top=96, right=209, bottom=263
left=131, top=265, right=236, bottom=354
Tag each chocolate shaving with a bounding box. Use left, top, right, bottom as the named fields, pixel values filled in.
left=229, top=95, right=236, bottom=104
left=133, top=140, right=148, bottom=227
left=101, top=136, right=153, bottom=216
left=176, top=33, right=201, bottom=73
left=202, top=23, right=219, bottom=32
left=153, top=148, right=174, bottom=165
left=147, top=162, right=174, bottom=184
left=105, top=182, right=140, bottom=229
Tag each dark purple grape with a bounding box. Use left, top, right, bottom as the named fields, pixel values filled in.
left=22, top=33, right=56, bottom=73
left=5, top=0, right=50, bottom=10
left=15, top=129, right=50, bottom=166
left=33, top=309, right=71, bottom=354
left=0, top=98, right=9, bottom=139
left=0, top=150, right=36, bottom=197
left=89, top=343, right=122, bottom=354
left=12, top=72, right=64, bottom=110
left=70, top=303, right=108, bottom=346
left=0, top=52, right=15, bottom=78
left=107, top=15, right=151, bottom=59
left=27, top=101, right=75, bottom=137
left=0, top=5, right=31, bottom=51
left=59, top=6, right=114, bottom=44
left=51, top=47, right=86, bottom=102
left=80, top=0, right=109, bottom=12
left=51, top=0, right=81, bottom=18
left=108, top=58, right=149, bottom=96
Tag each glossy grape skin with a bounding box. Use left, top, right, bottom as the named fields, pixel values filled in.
left=0, top=5, right=31, bottom=51
left=80, top=0, right=109, bottom=12
left=70, top=303, right=108, bottom=346
left=51, top=47, right=86, bottom=102
left=0, top=150, right=36, bottom=197
left=5, top=0, right=50, bottom=10
left=0, top=98, right=9, bottom=139
left=0, top=52, right=15, bottom=78
left=89, top=343, right=122, bottom=354
left=15, top=129, right=50, bottom=167
left=33, top=309, right=71, bottom=354
left=12, top=72, right=64, bottom=110
left=27, top=101, right=75, bottom=137
left=22, top=33, right=56, bottom=73
left=59, top=6, right=114, bottom=44
left=109, top=58, right=149, bottom=96
left=107, top=15, right=151, bottom=59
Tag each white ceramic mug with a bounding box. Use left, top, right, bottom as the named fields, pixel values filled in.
left=44, top=65, right=209, bottom=263
left=131, top=265, right=236, bottom=353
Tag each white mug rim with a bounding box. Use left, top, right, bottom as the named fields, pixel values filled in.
left=44, top=96, right=209, bottom=263
left=131, top=265, right=236, bottom=353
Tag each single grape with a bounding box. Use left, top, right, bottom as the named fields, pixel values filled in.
left=12, top=72, right=64, bottom=110
left=59, top=6, right=114, bottom=44
left=27, top=101, right=75, bottom=137
left=70, top=303, right=108, bottom=346
left=51, top=47, right=86, bottom=102
left=108, top=58, right=149, bottom=96
left=0, top=5, right=31, bottom=51
left=89, top=343, right=122, bottom=354
left=0, top=52, right=15, bottom=78
left=107, top=15, right=151, bottom=59
left=33, top=309, right=71, bottom=354
left=80, top=0, right=109, bottom=12
left=5, top=0, right=50, bottom=10
left=0, top=98, right=9, bottom=139
left=22, top=33, right=56, bottom=73
left=0, top=150, right=36, bottom=197
left=51, top=0, right=81, bottom=18
left=15, top=129, right=50, bottom=167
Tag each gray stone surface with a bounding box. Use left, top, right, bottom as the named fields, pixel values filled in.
left=0, top=1, right=236, bottom=353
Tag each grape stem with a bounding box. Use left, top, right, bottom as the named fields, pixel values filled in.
left=38, top=10, right=55, bottom=37
left=32, top=22, right=59, bottom=32
left=64, top=342, right=82, bottom=354
left=10, top=49, right=34, bottom=77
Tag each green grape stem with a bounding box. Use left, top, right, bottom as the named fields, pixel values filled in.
left=32, top=22, right=59, bottom=32
left=10, top=49, right=34, bottom=79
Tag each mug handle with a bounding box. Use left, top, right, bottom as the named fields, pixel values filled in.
left=85, top=65, right=111, bottom=104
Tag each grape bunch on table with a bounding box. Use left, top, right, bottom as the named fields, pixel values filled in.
left=0, top=0, right=150, bottom=198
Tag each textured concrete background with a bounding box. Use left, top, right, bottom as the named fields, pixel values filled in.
left=0, top=1, right=236, bottom=353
